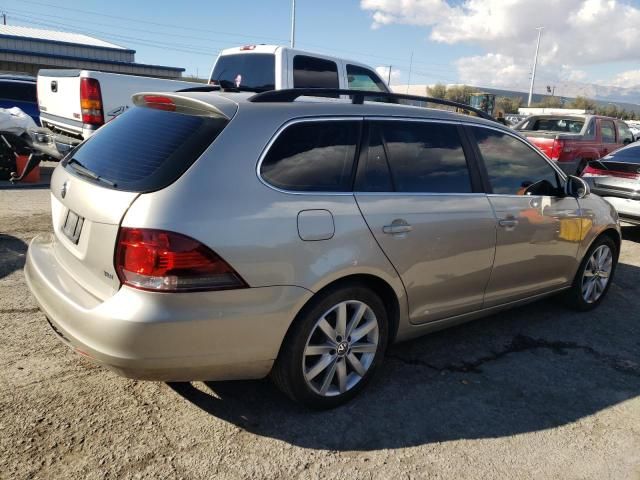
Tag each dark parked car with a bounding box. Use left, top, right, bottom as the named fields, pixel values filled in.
left=0, top=74, right=39, bottom=124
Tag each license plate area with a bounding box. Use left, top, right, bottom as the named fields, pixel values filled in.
left=62, top=209, right=84, bottom=244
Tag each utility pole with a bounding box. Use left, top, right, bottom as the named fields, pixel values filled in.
left=290, top=0, right=296, bottom=48
left=406, top=52, right=413, bottom=94
left=528, top=26, right=544, bottom=107
left=2, top=13, right=6, bottom=25
left=387, top=65, right=392, bottom=86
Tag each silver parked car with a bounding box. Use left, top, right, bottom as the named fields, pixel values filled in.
left=25, top=89, right=621, bottom=409
left=581, top=142, right=640, bottom=225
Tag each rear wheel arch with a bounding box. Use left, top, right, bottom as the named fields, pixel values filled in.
left=279, top=274, right=400, bottom=357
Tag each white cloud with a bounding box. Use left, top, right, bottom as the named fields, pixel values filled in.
left=607, top=70, right=640, bottom=89
left=375, top=65, right=402, bottom=84
left=361, top=0, right=640, bottom=88
left=455, top=53, right=529, bottom=89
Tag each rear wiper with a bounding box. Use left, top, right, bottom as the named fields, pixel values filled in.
left=67, top=159, right=117, bottom=187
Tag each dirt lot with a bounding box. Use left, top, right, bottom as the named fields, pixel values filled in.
left=1, top=185, right=639, bottom=480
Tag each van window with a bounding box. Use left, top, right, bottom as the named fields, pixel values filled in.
left=293, top=55, right=339, bottom=90
left=362, top=121, right=473, bottom=193
left=346, top=65, right=387, bottom=92
left=260, top=120, right=360, bottom=192
left=209, top=53, right=275, bottom=91
left=64, top=107, right=228, bottom=192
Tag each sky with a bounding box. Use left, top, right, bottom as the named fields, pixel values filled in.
left=3, top=0, right=640, bottom=95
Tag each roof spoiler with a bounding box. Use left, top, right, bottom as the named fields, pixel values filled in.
left=131, top=92, right=230, bottom=120
left=248, top=88, right=498, bottom=122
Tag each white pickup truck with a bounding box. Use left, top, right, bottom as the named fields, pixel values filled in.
left=37, top=69, right=198, bottom=140
left=209, top=44, right=390, bottom=94
left=37, top=46, right=389, bottom=141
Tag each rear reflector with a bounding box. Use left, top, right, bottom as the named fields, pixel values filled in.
left=80, top=77, right=104, bottom=126
left=115, top=228, right=247, bottom=292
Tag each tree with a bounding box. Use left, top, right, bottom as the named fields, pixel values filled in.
left=426, top=83, right=447, bottom=99
left=496, top=96, right=523, bottom=114
left=445, top=85, right=477, bottom=104
left=532, top=96, right=563, bottom=108
left=567, top=96, right=596, bottom=111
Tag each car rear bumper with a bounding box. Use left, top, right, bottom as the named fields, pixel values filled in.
left=25, top=233, right=312, bottom=381
left=601, top=196, right=640, bottom=225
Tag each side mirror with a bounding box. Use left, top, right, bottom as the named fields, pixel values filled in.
left=565, top=175, right=590, bottom=199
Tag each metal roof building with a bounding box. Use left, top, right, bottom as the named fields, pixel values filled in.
left=0, top=25, right=185, bottom=78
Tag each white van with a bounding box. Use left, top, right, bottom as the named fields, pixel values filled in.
left=209, top=45, right=390, bottom=93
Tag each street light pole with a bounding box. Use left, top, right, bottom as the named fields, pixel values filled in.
left=290, top=0, right=296, bottom=48
left=528, top=27, right=544, bottom=107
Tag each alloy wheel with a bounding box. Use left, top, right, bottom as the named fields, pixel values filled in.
left=581, top=244, right=613, bottom=304
left=302, top=300, right=379, bottom=397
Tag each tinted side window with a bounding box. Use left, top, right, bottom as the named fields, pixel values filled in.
left=346, top=65, right=387, bottom=92
left=293, top=55, right=339, bottom=89
left=0, top=82, right=37, bottom=102
left=356, top=124, right=393, bottom=192
left=584, top=119, right=596, bottom=139
left=261, top=121, right=359, bottom=192
left=378, top=121, right=472, bottom=193
left=601, top=120, right=616, bottom=143
left=471, top=127, right=561, bottom=195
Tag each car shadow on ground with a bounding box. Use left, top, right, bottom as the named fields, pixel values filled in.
left=169, top=261, right=640, bottom=451
left=621, top=225, right=640, bottom=243
left=0, top=234, right=28, bottom=279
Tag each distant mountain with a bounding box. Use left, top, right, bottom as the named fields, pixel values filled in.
left=395, top=83, right=640, bottom=113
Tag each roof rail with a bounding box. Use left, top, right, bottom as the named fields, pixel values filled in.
left=248, top=88, right=497, bottom=122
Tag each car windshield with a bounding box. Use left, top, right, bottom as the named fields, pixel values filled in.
left=210, top=53, right=275, bottom=92
left=525, top=118, right=585, bottom=133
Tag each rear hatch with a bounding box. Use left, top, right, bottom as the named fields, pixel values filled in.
left=37, top=70, right=82, bottom=129
left=49, top=93, right=234, bottom=300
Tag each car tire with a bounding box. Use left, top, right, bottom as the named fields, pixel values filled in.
left=564, top=235, right=618, bottom=311
left=271, top=283, right=388, bottom=409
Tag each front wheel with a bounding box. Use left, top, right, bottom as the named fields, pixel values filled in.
left=271, top=284, right=388, bottom=409
left=564, top=235, right=618, bottom=311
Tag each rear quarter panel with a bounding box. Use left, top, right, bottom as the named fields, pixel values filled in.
left=121, top=107, right=409, bottom=330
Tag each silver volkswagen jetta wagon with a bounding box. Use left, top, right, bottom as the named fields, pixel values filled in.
left=25, top=88, right=621, bottom=408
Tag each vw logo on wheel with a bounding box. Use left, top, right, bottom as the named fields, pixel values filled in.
left=60, top=181, right=69, bottom=199
left=336, top=341, right=348, bottom=356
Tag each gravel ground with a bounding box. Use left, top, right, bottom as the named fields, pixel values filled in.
left=1, top=186, right=639, bottom=480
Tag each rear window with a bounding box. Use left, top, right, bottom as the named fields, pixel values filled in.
left=606, top=144, right=640, bottom=163
left=0, top=81, right=36, bottom=102
left=260, top=120, right=360, bottom=192
left=64, top=106, right=227, bottom=192
left=210, top=53, right=275, bottom=91
left=525, top=118, right=585, bottom=133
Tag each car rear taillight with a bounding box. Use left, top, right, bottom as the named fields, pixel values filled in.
left=115, top=228, right=247, bottom=292
left=80, top=77, right=104, bottom=126
left=582, top=163, right=640, bottom=180
left=549, top=139, right=564, bottom=161
left=141, top=95, right=176, bottom=111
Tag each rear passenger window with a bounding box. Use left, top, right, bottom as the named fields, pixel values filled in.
left=293, top=56, right=339, bottom=89
left=260, top=121, right=360, bottom=192
left=601, top=120, right=616, bottom=143
left=365, top=121, right=472, bottom=193
left=0, top=82, right=36, bottom=102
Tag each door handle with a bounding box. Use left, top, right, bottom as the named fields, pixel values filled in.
left=383, top=222, right=413, bottom=235
left=498, top=218, right=519, bottom=228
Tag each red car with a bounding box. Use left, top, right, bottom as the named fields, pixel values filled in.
left=515, top=114, right=634, bottom=175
